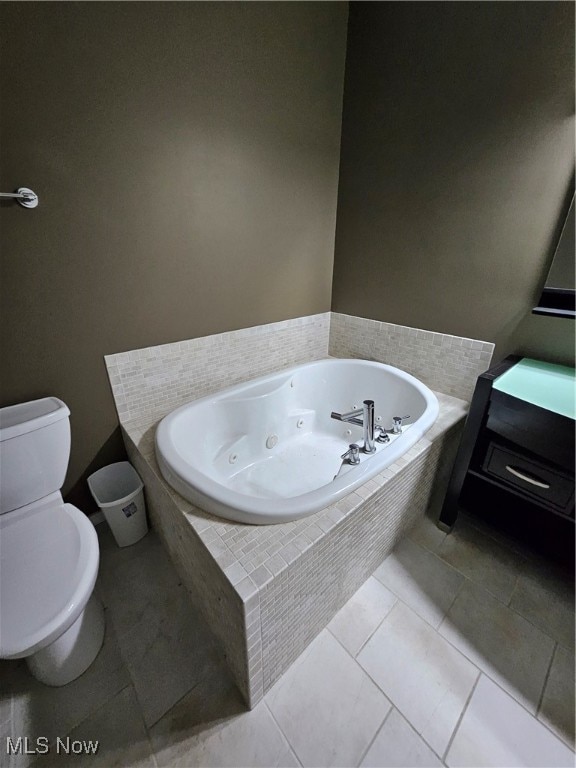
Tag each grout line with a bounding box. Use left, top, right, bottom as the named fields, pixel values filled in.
left=143, top=678, right=204, bottom=732
left=355, top=704, right=394, bottom=767
left=263, top=701, right=303, bottom=767
left=439, top=574, right=465, bottom=625
left=389, top=706, right=446, bottom=765
left=345, top=601, right=483, bottom=735
left=60, top=682, right=133, bottom=741
left=326, top=597, right=393, bottom=664
left=372, top=554, right=460, bottom=633
left=433, top=545, right=521, bottom=608
left=536, top=641, right=557, bottom=719
left=435, top=609, right=569, bottom=734
left=352, top=605, right=397, bottom=659
left=406, top=521, right=447, bottom=556
left=505, top=603, right=573, bottom=649
left=405, top=523, right=538, bottom=618
left=427, top=526, right=572, bottom=647
left=480, top=665, right=576, bottom=752
left=342, top=591, right=400, bottom=660
left=454, top=565, right=570, bottom=648
left=434, top=591, right=561, bottom=725
left=442, top=670, right=481, bottom=762
left=506, top=572, right=520, bottom=607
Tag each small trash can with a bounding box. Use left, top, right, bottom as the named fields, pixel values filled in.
left=87, top=461, right=148, bottom=547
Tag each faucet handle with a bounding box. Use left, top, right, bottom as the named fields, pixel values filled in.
left=375, top=426, right=390, bottom=443
left=341, top=443, right=361, bottom=465
left=392, top=415, right=410, bottom=434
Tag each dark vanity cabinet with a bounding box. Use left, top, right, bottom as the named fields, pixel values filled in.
left=439, top=356, right=575, bottom=535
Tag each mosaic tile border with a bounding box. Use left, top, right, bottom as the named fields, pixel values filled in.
left=105, top=312, right=494, bottom=435
left=329, top=312, right=495, bottom=402
left=105, top=313, right=331, bottom=427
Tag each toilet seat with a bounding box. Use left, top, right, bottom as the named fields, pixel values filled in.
left=0, top=500, right=99, bottom=659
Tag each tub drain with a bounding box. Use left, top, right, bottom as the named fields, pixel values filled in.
left=266, top=434, right=278, bottom=449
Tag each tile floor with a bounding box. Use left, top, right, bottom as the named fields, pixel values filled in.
left=1, top=511, right=574, bottom=768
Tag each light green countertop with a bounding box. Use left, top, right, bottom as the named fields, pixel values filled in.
left=493, top=358, right=575, bottom=420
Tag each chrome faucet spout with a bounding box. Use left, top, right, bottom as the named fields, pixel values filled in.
left=331, top=400, right=376, bottom=454
left=331, top=408, right=363, bottom=422
left=363, top=400, right=376, bottom=454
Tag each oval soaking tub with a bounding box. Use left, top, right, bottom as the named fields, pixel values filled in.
left=155, top=359, right=439, bottom=525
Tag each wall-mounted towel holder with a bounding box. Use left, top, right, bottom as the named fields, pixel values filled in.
left=0, top=188, right=39, bottom=208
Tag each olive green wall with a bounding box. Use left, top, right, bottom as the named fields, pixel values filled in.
left=0, top=3, right=348, bottom=506
left=333, top=1, right=575, bottom=365
left=2, top=2, right=574, bottom=512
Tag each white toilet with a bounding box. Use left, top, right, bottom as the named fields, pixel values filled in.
left=0, top=397, right=104, bottom=686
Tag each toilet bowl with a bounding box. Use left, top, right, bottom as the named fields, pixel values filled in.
left=0, top=398, right=104, bottom=686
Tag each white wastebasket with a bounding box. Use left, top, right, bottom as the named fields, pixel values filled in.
left=87, top=461, right=148, bottom=547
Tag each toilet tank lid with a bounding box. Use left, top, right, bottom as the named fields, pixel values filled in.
left=0, top=397, right=70, bottom=442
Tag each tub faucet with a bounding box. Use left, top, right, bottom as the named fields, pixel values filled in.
left=331, top=400, right=376, bottom=454
left=392, top=415, right=410, bottom=434
left=334, top=443, right=361, bottom=480
left=341, top=443, right=361, bottom=465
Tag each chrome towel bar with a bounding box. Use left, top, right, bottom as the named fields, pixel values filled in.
left=0, top=188, right=39, bottom=208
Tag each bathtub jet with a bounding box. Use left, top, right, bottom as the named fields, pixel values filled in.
left=155, top=359, right=439, bottom=525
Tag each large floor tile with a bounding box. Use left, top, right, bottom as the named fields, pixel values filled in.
left=439, top=580, right=555, bottom=713
left=98, top=531, right=182, bottom=638
left=328, top=577, right=397, bottom=657
left=31, top=685, right=155, bottom=768
left=266, top=630, right=391, bottom=767
left=446, top=674, right=574, bottom=767
left=408, top=515, right=447, bottom=554
left=96, top=524, right=158, bottom=577
left=1, top=718, right=27, bottom=768
left=538, top=644, right=575, bottom=748
left=509, top=567, right=575, bottom=651
left=458, top=511, right=556, bottom=564
left=119, top=583, right=225, bottom=728
left=357, top=602, right=478, bottom=757
left=374, top=538, right=464, bottom=628
left=151, top=687, right=297, bottom=768
left=5, top=622, right=130, bottom=767
left=436, top=517, right=526, bottom=604
left=360, top=708, right=442, bottom=767
left=149, top=649, right=241, bottom=741
left=0, top=661, right=13, bottom=725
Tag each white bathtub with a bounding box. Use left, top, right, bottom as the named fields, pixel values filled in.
left=155, top=359, right=439, bottom=524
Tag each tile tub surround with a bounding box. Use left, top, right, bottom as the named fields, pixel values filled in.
left=104, top=311, right=494, bottom=430
left=103, top=312, right=493, bottom=708
left=121, top=391, right=468, bottom=708
left=329, top=313, right=495, bottom=402
left=105, top=313, right=331, bottom=426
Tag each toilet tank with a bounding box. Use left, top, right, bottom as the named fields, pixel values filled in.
left=0, top=398, right=71, bottom=515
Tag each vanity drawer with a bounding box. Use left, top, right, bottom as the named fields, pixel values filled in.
left=482, top=442, right=574, bottom=514
left=487, top=391, right=574, bottom=472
